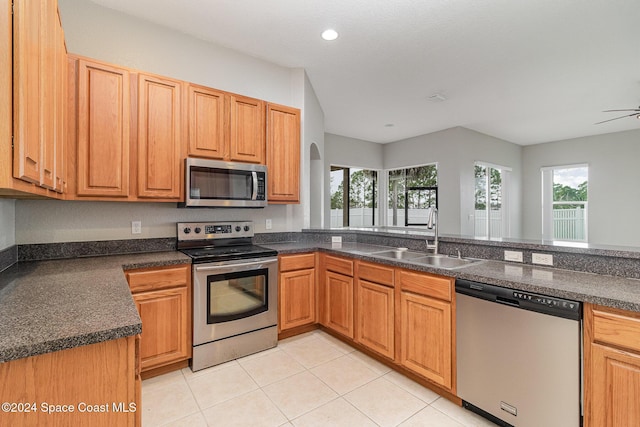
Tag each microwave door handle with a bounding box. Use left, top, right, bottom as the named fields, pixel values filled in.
left=252, top=171, right=258, bottom=200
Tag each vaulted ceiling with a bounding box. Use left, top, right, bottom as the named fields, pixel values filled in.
left=90, top=0, right=640, bottom=145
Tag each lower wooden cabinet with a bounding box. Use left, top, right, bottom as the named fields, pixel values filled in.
left=356, top=279, right=394, bottom=359
left=398, top=269, right=454, bottom=391
left=324, top=266, right=354, bottom=339
left=584, top=303, right=640, bottom=427
left=279, top=253, right=316, bottom=332
left=0, top=336, right=140, bottom=426
left=355, top=261, right=395, bottom=360
left=399, top=290, right=452, bottom=389
left=125, top=264, right=191, bottom=373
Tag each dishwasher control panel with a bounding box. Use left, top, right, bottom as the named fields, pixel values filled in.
left=512, top=291, right=580, bottom=312
left=456, top=279, right=582, bottom=320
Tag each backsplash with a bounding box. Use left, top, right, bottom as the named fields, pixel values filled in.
left=9, top=230, right=640, bottom=280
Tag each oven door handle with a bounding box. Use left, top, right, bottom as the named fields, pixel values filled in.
left=194, top=259, right=277, bottom=272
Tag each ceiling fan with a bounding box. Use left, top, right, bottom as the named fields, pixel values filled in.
left=595, top=106, right=640, bottom=124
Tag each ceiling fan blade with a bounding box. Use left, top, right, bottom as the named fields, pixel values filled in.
left=594, top=113, right=639, bottom=125
left=602, top=109, right=640, bottom=112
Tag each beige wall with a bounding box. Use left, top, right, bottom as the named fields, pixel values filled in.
left=0, top=199, right=15, bottom=250
left=383, top=127, right=523, bottom=237
left=522, top=128, right=640, bottom=247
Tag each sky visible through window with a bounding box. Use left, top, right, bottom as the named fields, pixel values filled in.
left=553, top=167, right=587, bottom=189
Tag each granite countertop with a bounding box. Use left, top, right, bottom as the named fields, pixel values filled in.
left=263, top=241, right=640, bottom=312
left=0, top=251, right=190, bottom=363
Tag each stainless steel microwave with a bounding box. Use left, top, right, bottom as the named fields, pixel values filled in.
left=181, top=158, right=267, bottom=208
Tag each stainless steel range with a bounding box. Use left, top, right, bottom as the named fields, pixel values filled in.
left=177, top=221, right=278, bottom=371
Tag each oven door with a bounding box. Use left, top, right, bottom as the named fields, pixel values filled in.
left=193, top=257, right=278, bottom=346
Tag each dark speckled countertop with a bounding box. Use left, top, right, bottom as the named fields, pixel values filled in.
left=262, top=241, right=640, bottom=312
left=0, top=251, right=190, bottom=363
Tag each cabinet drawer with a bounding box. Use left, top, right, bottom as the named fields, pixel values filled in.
left=592, top=307, right=640, bottom=353
left=126, top=264, right=190, bottom=293
left=324, top=255, right=354, bottom=276
left=398, top=269, right=452, bottom=302
left=358, top=261, right=394, bottom=287
left=280, top=253, right=315, bottom=272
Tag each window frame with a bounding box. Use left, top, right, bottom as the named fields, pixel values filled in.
left=384, top=163, right=438, bottom=227
left=474, top=161, right=511, bottom=239
left=541, top=163, right=589, bottom=242
left=329, top=165, right=379, bottom=227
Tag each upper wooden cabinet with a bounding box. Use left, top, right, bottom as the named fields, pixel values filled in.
left=187, top=87, right=266, bottom=165
left=137, top=73, right=184, bottom=199
left=75, top=58, right=130, bottom=197
left=4, top=0, right=66, bottom=197
left=187, top=84, right=228, bottom=160
left=229, top=95, right=265, bottom=164
left=267, top=103, right=300, bottom=204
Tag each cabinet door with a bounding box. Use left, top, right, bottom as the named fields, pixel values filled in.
left=280, top=268, right=316, bottom=331
left=12, top=0, right=42, bottom=184
left=267, top=103, right=300, bottom=203
left=400, top=291, right=452, bottom=389
left=588, top=344, right=640, bottom=427
left=356, top=279, right=394, bottom=359
left=39, top=0, right=56, bottom=190
left=77, top=59, right=130, bottom=196
left=229, top=94, right=265, bottom=164
left=138, top=73, right=182, bottom=199
left=324, top=271, right=354, bottom=338
left=53, top=10, right=66, bottom=193
left=188, top=84, right=228, bottom=160
left=134, top=286, right=190, bottom=371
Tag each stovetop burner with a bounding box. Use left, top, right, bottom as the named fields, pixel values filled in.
left=180, top=244, right=277, bottom=263
left=177, top=221, right=277, bottom=263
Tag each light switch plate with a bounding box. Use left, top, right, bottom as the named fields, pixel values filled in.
left=131, top=221, right=142, bottom=234
left=265, top=219, right=272, bottom=230
left=532, top=253, right=553, bottom=266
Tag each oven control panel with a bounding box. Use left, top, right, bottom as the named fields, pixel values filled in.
left=177, top=221, right=254, bottom=241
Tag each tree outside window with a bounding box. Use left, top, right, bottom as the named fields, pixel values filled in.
left=387, top=165, right=437, bottom=226
left=330, top=167, right=377, bottom=227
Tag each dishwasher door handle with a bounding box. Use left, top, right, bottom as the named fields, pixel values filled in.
left=495, top=296, right=520, bottom=307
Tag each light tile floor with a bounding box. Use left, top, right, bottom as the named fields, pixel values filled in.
left=142, top=330, right=497, bottom=427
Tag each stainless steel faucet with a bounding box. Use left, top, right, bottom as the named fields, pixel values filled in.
left=426, top=206, right=438, bottom=254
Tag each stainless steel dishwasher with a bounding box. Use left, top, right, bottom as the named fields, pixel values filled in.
left=456, top=279, right=582, bottom=427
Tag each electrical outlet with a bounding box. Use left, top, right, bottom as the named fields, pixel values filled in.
left=532, top=253, right=553, bottom=266
left=265, top=219, right=272, bottom=230
left=331, top=236, right=342, bottom=243
left=131, top=221, right=142, bottom=235
left=504, top=250, right=523, bottom=262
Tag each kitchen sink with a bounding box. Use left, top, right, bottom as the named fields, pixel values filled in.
left=370, top=249, right=483, bottom=269
left=370, top=249, right=427, bottom=260
left=413, top=254, right=483, bottom=269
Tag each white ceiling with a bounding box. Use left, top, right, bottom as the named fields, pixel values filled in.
left=90, top=0, right=640, bottom=145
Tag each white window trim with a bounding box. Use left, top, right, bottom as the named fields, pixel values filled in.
left=541, top=164, right=588, bottom=242
left=474, top=161, right=511, bottom=239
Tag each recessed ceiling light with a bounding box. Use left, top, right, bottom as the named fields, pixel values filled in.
left=321, top=29, right=339, bottom=41
left=428, top=93, right=447, bottom=102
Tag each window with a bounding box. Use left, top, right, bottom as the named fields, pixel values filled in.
left=474, top=163, right=510, bottom=239
left=542, top=165, right=588, bottom=242
left=387, top=164, right=437, bottom=226
left=330, top=166, right=378, bottom=227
